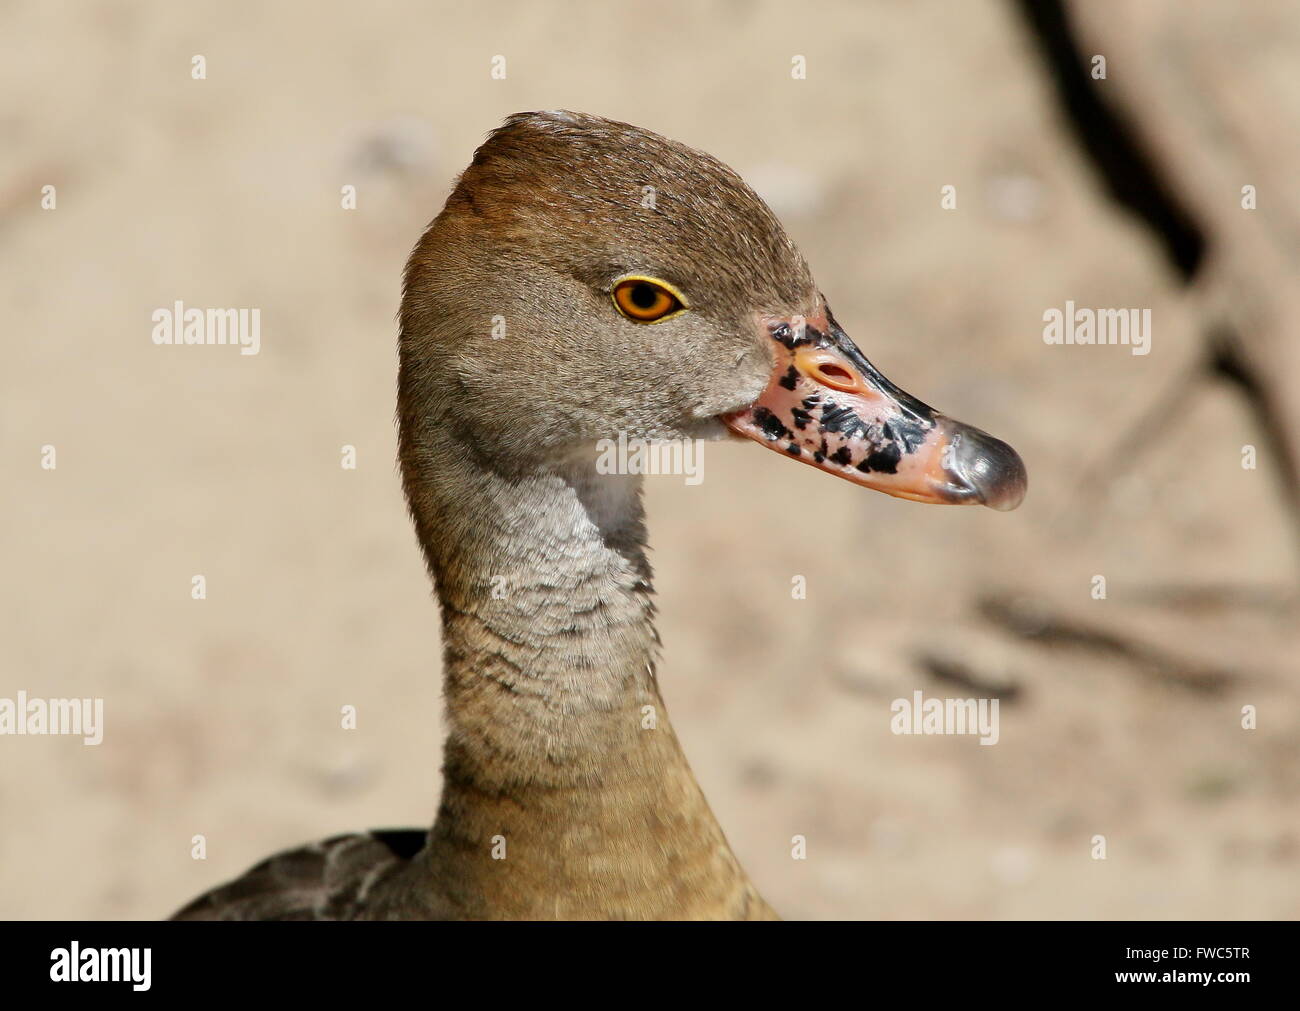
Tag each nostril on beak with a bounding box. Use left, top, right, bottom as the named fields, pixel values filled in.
left=796, top=352, right=865, bottom=394
left=813, top=362, right=854, bottom=385
left=950, top=426, right=1028, bottom=511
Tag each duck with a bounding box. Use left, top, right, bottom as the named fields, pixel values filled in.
left=172, top=110, right=1026, bottom=921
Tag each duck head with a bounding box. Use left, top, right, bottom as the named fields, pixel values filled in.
left=400, top=110, right=1025, bottom=511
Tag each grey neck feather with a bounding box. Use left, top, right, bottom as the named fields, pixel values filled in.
left=393, top=429, right=769, bottom=918
left=426, top=438, right=661, bottom=770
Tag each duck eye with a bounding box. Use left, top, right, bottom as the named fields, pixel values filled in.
left=612, top=277, right=686, bottom=323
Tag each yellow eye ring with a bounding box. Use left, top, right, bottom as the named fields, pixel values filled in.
left=611, top=276, right=688, bottom=323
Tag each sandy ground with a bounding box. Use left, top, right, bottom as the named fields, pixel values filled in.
left=2, top=0, right=1297, bottom=919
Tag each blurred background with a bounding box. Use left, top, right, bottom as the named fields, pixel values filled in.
left=2, top=0, right=1298, bottom=919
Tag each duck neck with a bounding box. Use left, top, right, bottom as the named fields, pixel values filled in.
left=402, top=432, right=767, bottom=919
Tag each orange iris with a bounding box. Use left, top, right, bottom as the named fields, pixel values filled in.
left=612, top=278, right=684, bottom=322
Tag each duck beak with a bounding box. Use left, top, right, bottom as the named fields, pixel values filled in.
left=723, top=310, right=1027, bottom=510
